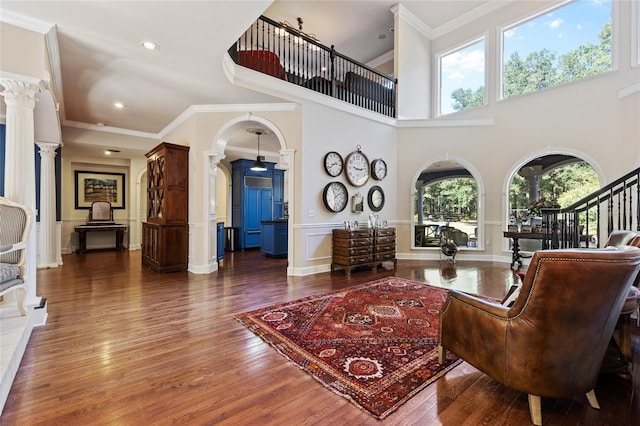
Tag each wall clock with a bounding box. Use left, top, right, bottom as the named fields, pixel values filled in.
left=345, top=145, right=369, bottom=187
left=322, top=181, right=348, bottom=213
left=323, top=151, right=343, bottom=177
left=368, top=185, right=385, bottom=212
left=371, top=159, right=387, bottom=180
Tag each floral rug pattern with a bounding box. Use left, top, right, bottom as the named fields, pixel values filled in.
left=234, top=277, right=461, bottom=419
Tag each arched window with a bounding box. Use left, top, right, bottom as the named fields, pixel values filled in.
left=508, top=155, right=600, bottom=251
left=414, top=161, right=479, bottom=249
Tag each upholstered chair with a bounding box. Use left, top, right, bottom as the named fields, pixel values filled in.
left=0, top=197, right=33, bottom=316
left=438, top=247, right=640, bottom=425
left=605, top=229, right=636, bottom=247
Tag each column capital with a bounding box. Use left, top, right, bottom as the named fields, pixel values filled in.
left=0, top=78, right=43, bottom=108
left=277, top=148, right=296, bottom=170
left=36, top=141, right=62, bottom=157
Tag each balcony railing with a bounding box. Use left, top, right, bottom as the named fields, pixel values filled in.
left=540, top=166, right=640, bottom=249
left=229, top=15, right=397, bottom=118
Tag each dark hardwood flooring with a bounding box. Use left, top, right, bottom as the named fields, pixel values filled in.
left=1, top=250, right=639, bottom=425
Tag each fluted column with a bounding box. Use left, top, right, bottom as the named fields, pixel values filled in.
left=36, top=141, right=61, bottom=268
left=1, top=78, right=43, bottom=306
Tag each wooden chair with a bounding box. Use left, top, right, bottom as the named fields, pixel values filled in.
left=438, top=247, right=640, bottom=425
left=0, top=197, right=33, bottom=316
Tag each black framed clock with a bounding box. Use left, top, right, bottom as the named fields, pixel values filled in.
left=368, top=185, right=385, bottom=212
left=345, top=145, right=369, bottom=187
left=323, top=151, right=343, bottom=177
left=322, top=181, right=348, bottom=213
left=371, top=158, right=387, bottom=180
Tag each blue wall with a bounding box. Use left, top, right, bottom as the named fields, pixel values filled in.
left=0, top=124, right=62, bottom=221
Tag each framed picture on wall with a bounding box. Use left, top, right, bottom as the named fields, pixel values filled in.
left=74, top=171, right=126, bottom=209
left=352, top=193, right=364, bottom=213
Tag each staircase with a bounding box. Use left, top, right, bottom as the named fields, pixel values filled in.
left=541, top=167, right=640, bottom=249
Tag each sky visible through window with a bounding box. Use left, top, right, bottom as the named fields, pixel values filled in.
left=439, top=0, right=611, bottom=116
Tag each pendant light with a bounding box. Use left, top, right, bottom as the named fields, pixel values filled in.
left=247, top=128, right=269, bottom=171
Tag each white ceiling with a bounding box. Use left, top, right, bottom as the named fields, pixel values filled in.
left=0, top=0, right=502, bottom=160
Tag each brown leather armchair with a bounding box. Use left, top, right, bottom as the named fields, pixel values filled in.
left=438, top=247, right=640, bottom=425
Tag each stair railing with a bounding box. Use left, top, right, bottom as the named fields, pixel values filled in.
left=228, top=15, right=397, bottom=118
left=541, top=167, right=640, bottom=249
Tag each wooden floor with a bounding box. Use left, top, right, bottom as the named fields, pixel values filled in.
left=1, top=250, right=639, bottom=425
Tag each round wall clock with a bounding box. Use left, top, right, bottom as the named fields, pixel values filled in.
left=322, top=181, right=348, bottom=213
left=368, top=185, right=385, bottom=212
left=371, top=159, right=387, bottom=180
left=345, top=146, right=370, bottom=187
left=324, top=151, right=343, bottom=177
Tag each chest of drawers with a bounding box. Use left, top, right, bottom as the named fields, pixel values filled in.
left=331, top=228, right=396, bottom=275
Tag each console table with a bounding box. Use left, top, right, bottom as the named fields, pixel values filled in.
left=503, top=231, right=545, bottom=270
left=75, top=224, right=127, bottom=253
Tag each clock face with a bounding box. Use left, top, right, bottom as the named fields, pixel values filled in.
left=324, top=151, right=343, bottom=177
left=371, top=159, right=387, bottom=180
left=368, top=185, right=385, bottom=212
left=322, top=182, right=348, bottom=213
left=345, top=150, right=370, bottom=187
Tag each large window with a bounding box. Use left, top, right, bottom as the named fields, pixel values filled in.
left=414, top=162, right=478, bottom=249
left=439, top=38, right=486, bottom=115
left=501, top=0, right=611, bottom=99
left=508, top=156, right=600, bottom=250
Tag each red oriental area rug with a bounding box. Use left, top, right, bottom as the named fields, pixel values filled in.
left=234, top=277, right=461, bottom=419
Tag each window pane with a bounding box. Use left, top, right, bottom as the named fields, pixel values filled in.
left=439, top=39, right=485, bottom=115
left=502, top=0, right=611, bottom=99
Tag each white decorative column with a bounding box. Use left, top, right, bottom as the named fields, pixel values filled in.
left=36, top=141, right=61, bottom=268
left=208, top=153, right=223, bottom=272
left=1, top=77, right=43, bottom=307
left=278, top=148, right=295, bottom=276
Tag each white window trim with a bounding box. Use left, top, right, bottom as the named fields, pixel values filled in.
left=496, top=0, right=613, bottom=101
left=435, top=33, right=488, bottom=117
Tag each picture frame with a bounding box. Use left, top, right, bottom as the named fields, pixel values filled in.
left=74, top=170, right=126, bottom=209
left=508, top=224, right=519, bottom=232
left=352, top=193, right=364, bottom=213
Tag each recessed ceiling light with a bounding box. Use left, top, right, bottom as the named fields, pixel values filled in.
left=105, top=149, right=120, bottom=155
left=114, top=102, right=124, bottom=109
left=142, top=41, right=159, bottom=50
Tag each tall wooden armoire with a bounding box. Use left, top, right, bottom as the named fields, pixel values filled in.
left=142, top=142, right=189, bottom=272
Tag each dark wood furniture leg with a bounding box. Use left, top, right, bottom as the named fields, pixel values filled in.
left=77, top=230, right=87, bottom=254
left=510, top=236, right=522, bottom=270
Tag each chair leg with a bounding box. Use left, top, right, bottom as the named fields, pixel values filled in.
left=586, top=390, right=600, bottom=409
left=528, top=394, right=542, bottom=425
left=438, top=345, right=445, bottom=364
left=16, top=286, right=26, bottom=316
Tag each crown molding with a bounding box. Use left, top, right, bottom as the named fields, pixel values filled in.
left=431, top=0, right=516, bottom=39
left=158, top=102, right=299, bottom=139
left=0, top=10, right=54, bottom=33
left=63, top=102, right=299, bottom=140
left=397, top=118, right=495, bottom=128
left=63, top=120, right=158, bottom=139
left=390, top=4, right=433, bottom=39
left=367, top=50, right=394, bottom=70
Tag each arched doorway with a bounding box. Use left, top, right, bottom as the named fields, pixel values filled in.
left=206, top=113, right=294, bottom=274
left=505, top=153, right=602, bottom=252
left=413, top=159, right=484, bottom=251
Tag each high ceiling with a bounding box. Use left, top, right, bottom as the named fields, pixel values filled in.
left=0, top=0, right=506, bottom=159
